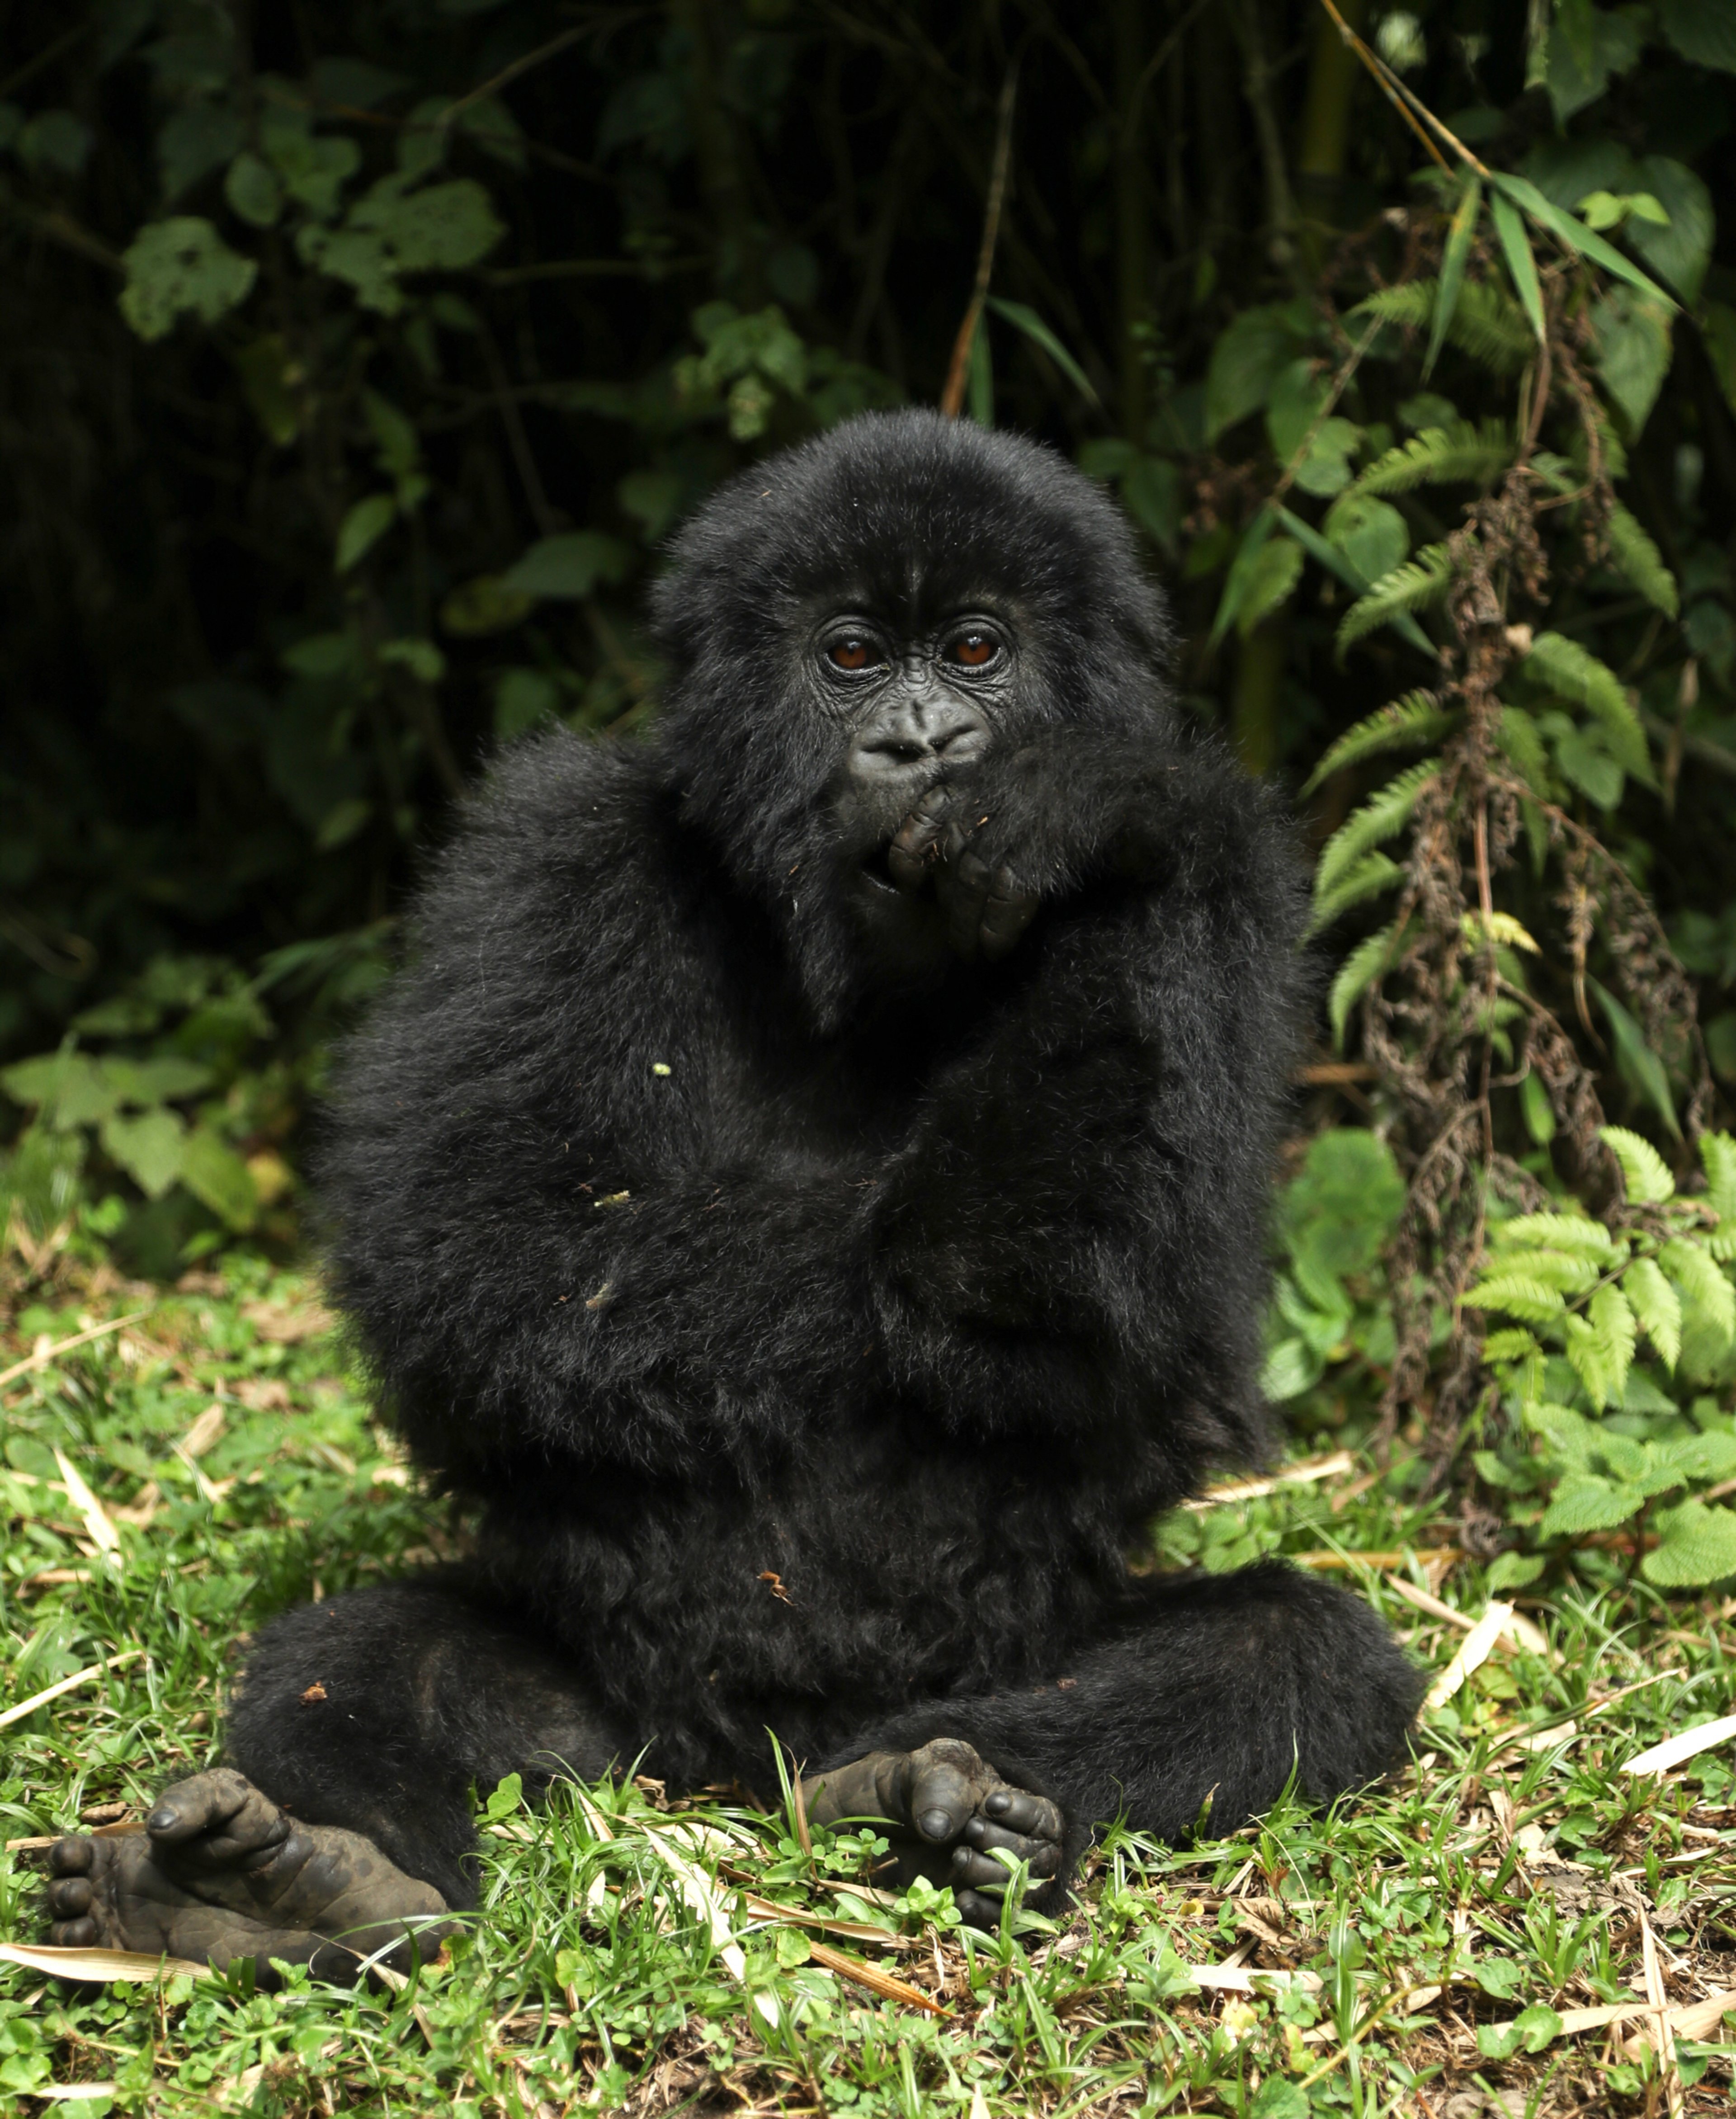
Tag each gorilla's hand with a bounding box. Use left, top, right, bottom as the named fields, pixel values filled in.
left=885, top=784, right=1043, bottom=961
left=801, top=1737, right=1066, bottom=1927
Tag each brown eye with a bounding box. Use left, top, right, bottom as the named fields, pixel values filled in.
left=828, top=637, right=873, bottom=670
left=948, top=631, right=998, bottom=667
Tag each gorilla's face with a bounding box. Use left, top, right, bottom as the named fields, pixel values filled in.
left=815, top=601, right=1022, bottom=971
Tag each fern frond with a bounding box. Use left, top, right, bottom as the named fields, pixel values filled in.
left=1313, top=760, right=1440, bottom=903
left=1300, top=689, right=1453, bottom=795
left=1481, top=1327, right=1541, bottom=1364
left=1328, top=920, right=1401, bottom=1050
left=1466, top=1273, right=1567, bottom=1324
left=1604, top=505, right=1679, bottom=617
left=1590, top=1282, right=1637, bottom=1403
left=1525, top=632, right=1650, bottom=776
left=1622, top=1255, right=1681, bottom=1370
left=1600, top=1123, right=1675, bottom=1204
left=1350, top=280, right=1532, bottom=371
left=1660, top=1238, right=1736, bottom=1350
left=1494, top=704, right=1551, bottom=793
left=1306, top=851, right=1404, bottom=939
left=1346, top=421, right=1511, bottom=501
left=1496, top=1212, right=1622, bottom=1260
left=1337, top=545, right=1453, bottom=651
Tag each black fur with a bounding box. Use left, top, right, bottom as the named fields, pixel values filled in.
left=229, top=410, right=1421, bottom=1913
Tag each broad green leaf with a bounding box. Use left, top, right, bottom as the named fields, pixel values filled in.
left=1623, top=1256, right=1682, bottom=1369
left=1, top=1051, right=120, bottom=1128
left=1590, top=286, right=1675, bottom=435
left=1599, top=1124, right=1675, bottom=1203
left=99, top=1108, right=186, bottom=1199
left=1204, top=302, right=1309, bottom=442
left=224, top=151, right=283, bottom=229
left=1301, top=690, right=1448, bottom=797
left=1626, top=155, right=1714, bottom=305
left=1524, top=632, right=1649, bottom=775
left=440, top=576, right=534, bottom=635
left=984, top=297, right=1101, bottom=409
left=1208, top=508, right=1276, bottom=648
left=118, top=218, right=258, bottom=342
left=104, top=1057, right=214, bottom=1105
left=1426, top=174, right=1482, bottom=378
left=179, top=1125, right=256, bottom=1231
left=495, top=668, right=563, bottom=742
left=1544, top=2, right=1644, bottom=123
left=1539, top=1474, right=1642, bottom=1539
left=364, top=391, right=421, bottom=480
left=1659, top=0, right=1736, bottom=73
left=377, top=638, right=445, bottom=684
left=499, top=533, right=633, bottom=600
left=1261, top=1336, right=1323, bottom=1402
left=1642, top=1499, right=1736, bottom=1588
left=1313, top=760, right=1439, bottom=903
left=335, top=494, right=397, bottom=574
left=1321, top=494, right=1409, bottom=586
left=1329, top=921, right=1400, bottom=1050
left=1525, top=1401, right=1596, bottom=1468
left=1233, top=536, right=1303, bottom=639
left=1490, top=190, right=1546, bottom=344
left=1591, top=985, right=1679, bottom=1139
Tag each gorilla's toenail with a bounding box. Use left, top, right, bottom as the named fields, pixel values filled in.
left=917, top=1808, right=953, bottom=1840
left=147, top=1807, right=179, bottom=1832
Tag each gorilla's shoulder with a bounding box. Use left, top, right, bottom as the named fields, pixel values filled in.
left=454, top=729, right=670, bottom=876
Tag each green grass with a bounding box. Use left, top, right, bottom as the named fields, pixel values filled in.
left=2, top=1257, right=1733, bottom=2117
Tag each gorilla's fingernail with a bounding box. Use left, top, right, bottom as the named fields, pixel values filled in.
left=917, top=1808, right=953, bottom=1841
left=147, top=1806, right=179, bottom=1832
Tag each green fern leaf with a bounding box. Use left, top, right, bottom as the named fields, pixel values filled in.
left=1700, top=1131, right=1736, bottom=1221
left=1313, top=760, right=1440, bottom=903
left=1590, top=1283, right=1636, bottom=1403
left=1481, top=1327, right=1541, bottom=1363
left=1350, top=281, right=1532, bottom=373
left=1621, top=1256, right=1681, bottom=1370
left=1328, top=921, right=1400, bottom=1050
left=1466, top=1273, right=1567, bottom=1324
left=1495, top=1213, right=1622, bottom=1260
left=1305, top=851, right=1405, bottom=939
left=1600, top=1124, right=1675, bottom=1204
left=1605, top=505, right=1679, bottom=617
left=1524, top=632, right=1650, bottom=777
left=1337, top=546, right=1453, bottom=651
left=1494, top=705, right=1551, bottom=794
left=1344, top=420, right=1511, bottom=501
left=1491, top=1248, right=1600, bottom=1294
left=1300, top=690, right=1453, bottom=796
left=1661, top=1237, right=1736, bottom=1356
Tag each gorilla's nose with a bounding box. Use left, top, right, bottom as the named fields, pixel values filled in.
left=853, top=692, right=988, bottom=777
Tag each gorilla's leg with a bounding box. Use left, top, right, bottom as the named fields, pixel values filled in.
left=823, top=1563, right=1422, bottom=1921
left=44, top=1579, right=621, bottom=1979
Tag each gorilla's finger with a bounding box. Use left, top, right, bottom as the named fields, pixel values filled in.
left=906, top=1751, right=991, bottom=1844
left=937, top=863, right=991, bottom=957
left=952, top=1888, right=1004, bottom=1930
left=981, top=1788, right=1064, bottom=1841
left=887, top=787, right=953, bottom=888
left=950, top=1843, right=1024, bottom=1893
left=47, top=1876, right=93, bottom=1916
left=979, top=875, right=1038, bottom=960
left=959, top=1820, right=1062, bottom=1874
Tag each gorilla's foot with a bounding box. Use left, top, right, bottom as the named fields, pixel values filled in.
left=802, top=1738, right=1065, bottom=1928
left=43, top=1768, right=452, bottom=1985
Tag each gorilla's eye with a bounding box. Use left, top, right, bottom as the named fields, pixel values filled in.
left=827, top=637, right=878, bottom=671
left=945, top=631, right=999, bottom=669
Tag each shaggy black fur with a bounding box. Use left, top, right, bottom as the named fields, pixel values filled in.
left=226, top=409, right=1421, bottom=1916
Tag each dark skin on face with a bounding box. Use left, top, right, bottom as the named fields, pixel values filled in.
left=823, top=608, right=1043, bottom=972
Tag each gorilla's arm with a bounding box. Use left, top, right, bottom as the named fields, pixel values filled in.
left=870, top=728, right=1307, bottom=1454
left=318, top=738, right=881, bottom=1480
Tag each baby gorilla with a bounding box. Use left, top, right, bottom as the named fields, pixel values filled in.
left=46, top=410, right=1421, bottom=1979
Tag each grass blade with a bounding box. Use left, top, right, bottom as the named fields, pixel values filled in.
left=1490, top=189, right=1545, bottom=345
left=1426, top=174, right=1482, bottom=378
left=983, top=297, right=1102, bottom=408
left=1489, top=173, right=1677, bottom=311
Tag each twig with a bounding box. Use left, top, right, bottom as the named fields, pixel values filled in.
left=939, top=69, right=1018, bottom=419
left=436, top=24, right=592, bottom=131
left=0, top=1648, right=144, bottom=1736
left=0, top=1310, right=151, bottom=1392
left=1312, top=0, right=1451, bottom=173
